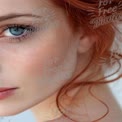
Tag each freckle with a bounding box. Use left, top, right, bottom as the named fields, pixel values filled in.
left=47, top=56, right=60, bottom=66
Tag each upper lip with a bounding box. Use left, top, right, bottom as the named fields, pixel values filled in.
left=0, top=88, right=18, bottom=92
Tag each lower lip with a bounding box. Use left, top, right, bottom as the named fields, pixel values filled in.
left=0, top=89, right=17, bottom=100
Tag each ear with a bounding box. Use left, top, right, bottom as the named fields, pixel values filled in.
left=77, top=35, right=96, bottom=54
left=75, top=28, right=96, bottom=54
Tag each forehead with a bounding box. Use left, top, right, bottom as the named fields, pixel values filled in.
left=0, top=0, right=56, bottom=15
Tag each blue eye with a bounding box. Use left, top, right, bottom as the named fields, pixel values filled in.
left=0, top=24, right=38, bottom=43
left=4, top=25, right=33, bottom=37
left=9, top=26, right=26, bottom=36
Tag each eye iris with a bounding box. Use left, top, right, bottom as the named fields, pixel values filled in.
left=9, top=27, right=25, bottom=36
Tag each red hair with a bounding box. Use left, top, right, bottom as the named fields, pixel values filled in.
left=51, top=0, right=122, bottom=122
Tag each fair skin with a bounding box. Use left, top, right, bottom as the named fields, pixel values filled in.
left=0, top=0, right=121, bottom=122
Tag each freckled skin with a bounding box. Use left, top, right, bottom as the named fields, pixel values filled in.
left=0, top=0, right=105, bottom=122
left=0, top=0, right=82, bottom=117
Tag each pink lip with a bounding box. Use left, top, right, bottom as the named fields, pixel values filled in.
left=0, top=87, right=18, bottom=100
left=0, top=88, right=17, bottom=92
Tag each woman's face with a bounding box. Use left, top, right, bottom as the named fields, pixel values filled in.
left=0, top=0, right=85, bottom=116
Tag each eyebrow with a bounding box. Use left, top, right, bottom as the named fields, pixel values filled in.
left=0, top=13, right=42, bottom=22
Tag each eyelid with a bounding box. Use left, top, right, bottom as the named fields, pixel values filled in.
left=0, top=24, right=38, bottom=32
left=0, top=18, right=42, bottom=27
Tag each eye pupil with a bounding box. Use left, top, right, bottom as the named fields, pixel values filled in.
left=9, top=27, right=25, bottom=36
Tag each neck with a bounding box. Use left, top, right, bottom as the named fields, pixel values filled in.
left=30, top=70, right=106, bottom=122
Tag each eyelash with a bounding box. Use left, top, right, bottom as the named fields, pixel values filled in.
left=0, top=24, right=38, bottom=43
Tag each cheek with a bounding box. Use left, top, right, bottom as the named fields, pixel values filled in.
left=10, top=45, right=69, bottom=81
left=17, top=47, right=75, bottom=88
left=19, top=45, right=71, bottom=80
